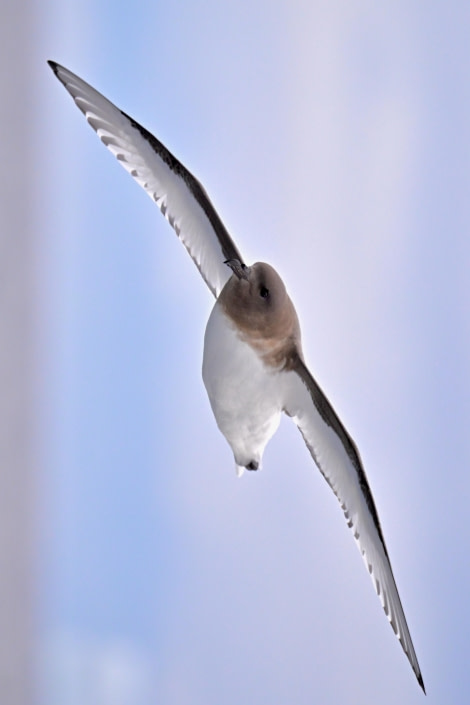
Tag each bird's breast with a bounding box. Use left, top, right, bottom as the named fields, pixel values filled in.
left=202, top=303, right=285, bottom=469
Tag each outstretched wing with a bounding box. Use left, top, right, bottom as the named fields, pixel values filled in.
left=283, top=355, right=424, bottom=692
left=48, top=61, right=243, bottom=298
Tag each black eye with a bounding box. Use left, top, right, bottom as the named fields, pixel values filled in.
left=259, top=286, right=269, bottom=299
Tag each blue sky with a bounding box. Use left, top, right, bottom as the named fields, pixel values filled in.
left=28, top=1, right=470, bottom=702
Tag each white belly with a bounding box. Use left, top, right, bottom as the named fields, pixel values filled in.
left=202, top=303, right=284, bottom=472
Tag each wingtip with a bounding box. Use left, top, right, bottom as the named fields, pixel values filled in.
left=47, top=60, right=69, bottom=82
left=417, top=672, right=426, bottom=695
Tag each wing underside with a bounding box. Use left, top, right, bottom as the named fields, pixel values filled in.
left=283, top=356, right=424, bottom=692
left=48, top=61, right=243, bottom=297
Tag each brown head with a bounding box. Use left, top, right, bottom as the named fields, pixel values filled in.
left=219, top=261, right=302, bottom=368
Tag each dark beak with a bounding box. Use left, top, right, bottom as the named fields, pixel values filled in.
left=224, top=259, right=250, bottom=281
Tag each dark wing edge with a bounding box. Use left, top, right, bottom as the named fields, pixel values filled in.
left=119, top=108, right=244, bottom=268
left=283, top=354, right=425, bottom=693
left=47, top=60, right=244, bottom=297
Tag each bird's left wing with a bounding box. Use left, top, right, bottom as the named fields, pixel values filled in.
left=48, top=61, right=243, bottom=298
left=282, top=355, right=424, bottom=692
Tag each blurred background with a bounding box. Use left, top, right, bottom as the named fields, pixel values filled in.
left=2, top=1, right=469, bottom=703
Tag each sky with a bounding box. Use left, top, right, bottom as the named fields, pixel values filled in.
left=14, top=0, right=470, bottom=702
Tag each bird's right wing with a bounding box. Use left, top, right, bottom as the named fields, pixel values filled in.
left=282, top=355, right=424, bottom=692
left=48, top=61, right=243, bottom=298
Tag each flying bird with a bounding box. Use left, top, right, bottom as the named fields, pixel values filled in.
left=48, top=60, right=425, bottom=692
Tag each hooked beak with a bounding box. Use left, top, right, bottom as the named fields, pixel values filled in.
left=224, top=258, right=250, bottom=281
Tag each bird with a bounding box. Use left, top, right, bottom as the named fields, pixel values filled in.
left=48, top=60, right=425, bottom=693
